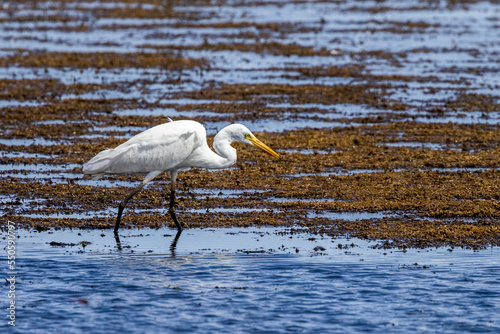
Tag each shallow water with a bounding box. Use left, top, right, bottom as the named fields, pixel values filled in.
left=4, top=227, right=499, bottom=334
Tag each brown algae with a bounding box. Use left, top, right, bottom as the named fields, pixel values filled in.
left=0, top=0, right=499, bottom=249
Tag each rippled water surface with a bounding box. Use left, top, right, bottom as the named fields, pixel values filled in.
left=4, top=227, right=500, bottom=333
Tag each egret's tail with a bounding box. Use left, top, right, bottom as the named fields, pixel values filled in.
left=82, top=147, right=129, bottom=179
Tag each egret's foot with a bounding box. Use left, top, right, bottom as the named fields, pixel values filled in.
left=169, top=208, right=183, bottom=231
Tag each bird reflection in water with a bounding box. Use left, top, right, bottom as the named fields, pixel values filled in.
left=114, top=230, right=182, bottom=257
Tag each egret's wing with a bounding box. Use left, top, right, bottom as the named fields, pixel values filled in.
left=84, top=121, right=204, bottom=175
left=111, top=131, right=197, bottom=173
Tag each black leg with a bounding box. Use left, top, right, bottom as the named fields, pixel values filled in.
left=168, top=188, right=183, bottom=231
left=114, top=183, right=144, bottom=235
left=168, top=171, right=183, bottom=231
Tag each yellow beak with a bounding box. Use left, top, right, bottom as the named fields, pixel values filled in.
left=249, top=136, right=280, bottom=159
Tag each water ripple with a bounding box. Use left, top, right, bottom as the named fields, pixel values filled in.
left=4, top=228, right=499, bottom=333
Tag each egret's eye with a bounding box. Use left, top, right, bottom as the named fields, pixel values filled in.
left=244, top=133, right=252, bottom=140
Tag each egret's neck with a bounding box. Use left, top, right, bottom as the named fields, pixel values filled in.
left=212, top=131, right=237, bottom=168
left=189, top=127, right=238, bottom=169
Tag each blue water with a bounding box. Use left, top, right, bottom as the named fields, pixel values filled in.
left=3, top=228, right=500, bottom=333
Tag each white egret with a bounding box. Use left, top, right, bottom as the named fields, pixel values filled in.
left=83, top=119, right=279, bottom=234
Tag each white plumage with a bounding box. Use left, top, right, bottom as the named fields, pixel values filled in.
left=84, top=121, right=202, bottom=178
left=83, top=120, right=279, bottom=234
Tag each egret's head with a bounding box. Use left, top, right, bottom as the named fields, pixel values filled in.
left=225, top=124, right=280, bottom=159
left=243, top=130, right=280, bottom=159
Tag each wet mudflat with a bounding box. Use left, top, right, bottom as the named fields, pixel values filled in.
left=5, top=227, right=500, bottom=333
left=1, top=0, right=499, bottom=249
left=0, top=0, right=499, bottom=332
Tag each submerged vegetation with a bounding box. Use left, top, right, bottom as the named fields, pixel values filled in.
left=0, top=0, right=499, bottom=249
